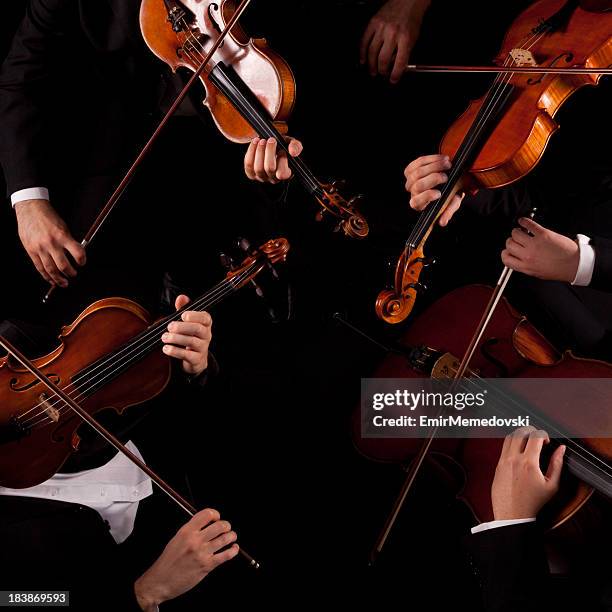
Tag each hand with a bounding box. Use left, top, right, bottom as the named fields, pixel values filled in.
left=360, top=0, right=431, bottom=84
left=134, top=508, right=239, bottom=610
left=404, top=154, right=464, bottom=226
left=492, top=427, right=566, bottom=521
left=161, top=295, right=212, bottom=377
left=244, top=137, right=303, bottom=184
left=501, top=217, right=580, bottom=282
left=14, top=199, right=86, bottom=288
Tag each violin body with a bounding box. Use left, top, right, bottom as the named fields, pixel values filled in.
left=441, top=0, right=612, bottom=190
left=0, top=298, right=169, bottom=489
left=140, top=0, right=296, bottom=143
left=358, top=285, right=612, bottom=527
left=0, top=238, right=289, bottom=489
left=377, top=0, right=612, bottom=324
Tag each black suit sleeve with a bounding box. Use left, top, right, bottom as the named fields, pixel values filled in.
left=589, top=236, right=612, bottom=292
left=0, top=0, right=73, bottom=196
left=465, top=523, right=549, bottom=612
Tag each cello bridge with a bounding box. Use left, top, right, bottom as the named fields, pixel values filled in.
left=39, top=393, right=60, bottom=423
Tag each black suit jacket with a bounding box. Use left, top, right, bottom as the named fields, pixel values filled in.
left=466, top=523, right=549, bottom=612
left=0, top=0, right=163, bottom=199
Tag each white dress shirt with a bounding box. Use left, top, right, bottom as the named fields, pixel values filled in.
left=0, top=441, right=153, bottom=544
left=471, top=517, right=536, bottom=534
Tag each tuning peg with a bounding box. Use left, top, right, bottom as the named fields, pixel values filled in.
left=219, top=252, right=235, bottom=271
left=408, top=281, right=428, bottom=293
left=236, top=237, right=257, bottom=255
left=348, top=194, right=365, bottom=208
left=415, top=256, right=437, bottom=268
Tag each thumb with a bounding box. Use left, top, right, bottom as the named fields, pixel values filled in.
left=175, top=294, right=191, bottom=311
left=545, top=444, right=566, bottom=487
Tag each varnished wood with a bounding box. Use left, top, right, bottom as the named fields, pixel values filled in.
left=140, top=0, right=296, bottom=144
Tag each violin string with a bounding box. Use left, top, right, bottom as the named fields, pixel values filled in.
left=407, top=25, right=548, bottom=245
left=449, top=369, right=612, bottom=479
left=406, top=25, right=547, bottom=244
left=23, top=273, right=248, bottom=430
left=21, top=263, right=258, bottom=427
left=405, top=28, right=547, bottom=250
left=21, top=274, right=244, bottom=428
left=18, top=262, right=260, bottom=428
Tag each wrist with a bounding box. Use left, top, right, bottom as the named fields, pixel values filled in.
left=134, top=573, right=166, bottom=611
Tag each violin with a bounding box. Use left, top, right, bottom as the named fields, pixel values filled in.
left=0, top=238, right=289, bottom=489
left=377, top=0, right=612, bottom=325
left=139, top=0, right=369, bottom=238
left=354, top=285, right=612, bottom=557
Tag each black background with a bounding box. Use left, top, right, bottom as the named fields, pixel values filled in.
left=1, top=1, right=601, bottom=609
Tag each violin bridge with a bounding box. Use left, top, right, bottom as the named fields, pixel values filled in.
left=39, top=393, right=60, bottom=423
left=510, top=49, right=538, bottom=67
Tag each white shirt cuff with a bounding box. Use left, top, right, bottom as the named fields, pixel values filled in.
left=572, top=234, right=595, bottom=287
left=471, top=517, right=536, bottom=534
left=11, top=187, right=50, bottom=207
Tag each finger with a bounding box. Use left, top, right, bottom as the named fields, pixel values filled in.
left=377, top=31, right=397, bottom=77
left=162, top=345, right=201, bottom=365
left=406, top=158, right=452, bottom=186
left=524, top=429, right=549, bottom=459
left=360, top=21, right=377, bottom=64
left=287, top=138, right=303, bottom=158
left=410, top=189, right=442, bottom=211
left=275, top=151, right=291, bottom=181
left=505, top=238, right=524, bottom=258
left=188, top=508, right=220, bottom=531
left=208, top=530, right=238, bottom=554
left=162, top=332, right=206, bottom=351
left=508, top=426, right=537, bottom=454
left=501, top=250, right=526, bottom=272
left=411, top=172, right=449, bottom=196
left=40, top=252, right=68, bottom=288
left=244, top=139, right=260, bottom=180
left=264, top=138, right=279, bottom=182
left=181, top=311, right=212, bottom=326
left=368, top=30, right=385, bottom=76
left=175, top=294, right=191, bottom=311
left=50, top=246, right=77, bottom=278
left=439, top=193, right=464, bottom=227
left=511, top=228, right=530, bottom=247
left=253, top=138, right=267, bottom=182
left=200, top=519, right=232, bottom=542
left=168, top=322, right=212, bottom=340
left=518, top=217, right=543, bottom=236
left=64, top=239, right=86, bottom=267
left=545, top=444, right=566, bottom=485
left=211, top=543, right=240, bottom=567
left=405, top=155, right=449, bottom=178
left=30, top=253, right=53, bottom=284
left=390, top=33, right=412, bottom=84
left=500, top=432, right=514, bottom=458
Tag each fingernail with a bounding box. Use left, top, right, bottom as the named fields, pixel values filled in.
left=444, top=160, right=452, bottom=169
left=267, top=138, right=275, bottom=144
left=258, top=139, right=266, bottom=146
left=162, top=346, right=170, bottom=354
left=162, top=333, right=169, bottom=341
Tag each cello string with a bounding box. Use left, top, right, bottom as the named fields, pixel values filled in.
left=19, top=262, right=260, bottom=427
left=448, top=369, right=612, bottom=478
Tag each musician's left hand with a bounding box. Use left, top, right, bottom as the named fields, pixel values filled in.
left=161, top=295, right=212, bottom=376
left=501, top=218, right=580, bottom=283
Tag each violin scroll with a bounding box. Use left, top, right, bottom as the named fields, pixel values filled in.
left=375, top=244, right=431, bottom=324
left=226, top=238, right=290, bottom=289
left=316, top=182, right=369, bottom=239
